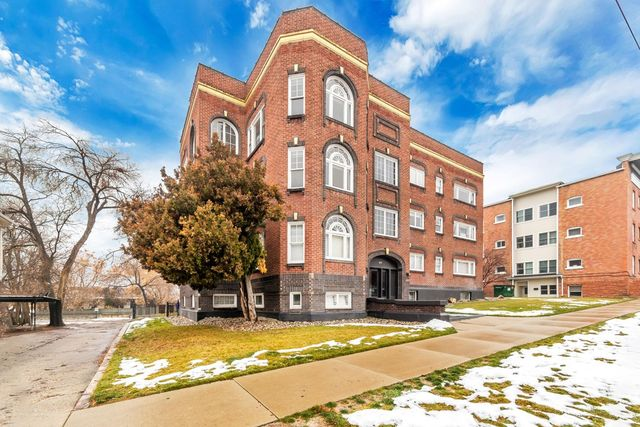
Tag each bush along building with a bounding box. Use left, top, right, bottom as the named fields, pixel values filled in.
left=178, top=7, right=484, bottom=321
left=484, top=153, right=640, bottom=298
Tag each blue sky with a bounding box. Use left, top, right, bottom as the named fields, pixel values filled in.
left=1, top=0, right=639, bottom=252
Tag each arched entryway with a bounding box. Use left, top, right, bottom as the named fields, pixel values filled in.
left=368, top=255, right=402, bottom=299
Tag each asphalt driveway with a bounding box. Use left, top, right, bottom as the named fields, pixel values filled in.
left=0, top=317, right=127, bottom=427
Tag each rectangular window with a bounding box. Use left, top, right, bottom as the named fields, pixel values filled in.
left=254, top=293, right=264, bottom=308
left=435, top=215, right=444, bottom=234
left=633, top=191, right=636, bottom=209
left=435, top=256, right=443, bottom=274
left=453, top=259, right=476, bottom=276
left=516, top=208, right=533, bottom=223
left=289, top=292, right=302, bottom=309
left=325, top=292, right=351, bottom=309
left=288, top=146, right=305, bottom=189
left=453, top=183, right=476, bottom=206
left=410, top=252, right=424, bottom=272
left=453, top=221, right=477, bottom=241
left=213, top=294, right=237, bottom=308
left=288, top=73, right=305, bottom=116
left=409, top=166, right=425, bottom=187
left=496, top=266, right=507, bottom=274
left=539, top=260, right=557, bottom=274
left=374, top=206, right=398, bottom=237
left=183, top=295, right=187, bottom=308
left=567, top=259, right=583, bottom=269
left=191, top=294, right=196, bottom=308
left=435, top=176, right=444, bottom=194
left=567, top=196, right=583, bottom=208
left=569, top=285, right=582, bottom=297
left=539, top=231, right=557, bottom=246
left=495, top=240, right=506, bottom=249
left=409, top=209, right=424, bottom=230
left=247, top=108, right=264, bottom=155
left=494, top=214, right=506, bottom=223
left=287, top=221, right=305, bottom=264
left=567, top=227, right=583, bottom=238
left=516, top=235, right=533, bottom=248
left=539, top=202, right=558, bottom=218
left=408, top=290, right=417, bottom=301
left=516, top=262, right=534, bottom=275
left=374, top=152, right=398, bottom=186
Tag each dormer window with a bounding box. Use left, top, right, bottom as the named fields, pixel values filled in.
left=325, top=76, right=354, bottom=126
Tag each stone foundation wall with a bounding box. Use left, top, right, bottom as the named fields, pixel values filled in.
left=366, top=298, right=449, bottom=322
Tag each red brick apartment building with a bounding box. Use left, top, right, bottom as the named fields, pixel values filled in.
left=484, top=153, right=640, bottom=298
left=178, top=7, right=484, bottom=321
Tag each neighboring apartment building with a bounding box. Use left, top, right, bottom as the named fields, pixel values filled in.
left=177, top=7, right=484, bottom=320
left=484, top=153, right=640, bottom=298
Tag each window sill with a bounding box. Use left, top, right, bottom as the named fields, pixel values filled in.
left=566, top=204, right=583, bottom=209
left=410, top=270, right=425, bottom=274
left=410, top=183, right=426, bottom=191
left=373, top=233, right=399, bottom=241
left=287, top=187, right=305, bottom=194
left=410, top=227, right=425, bottom=232
left=374, top=179, right=399, bottom=189
left=325, top=258, right=354, bottom=264
left=324, top=115, right=355, bottom=131
left=287, top=114, right=305, bottom=121
left=453, top=273, right=476, bottom=278
left=287, top=263, right=304, bottom=267
left=325, top=185, right=355, bottom=196
left=566, top=235, right=583, bottom=239
left=495, top=246, right=506, bottom=250
left=246, top=139, right=265, bottom=161
left=435, top=192, right=444, bottom=197
left=453, top=235, right=477, bottom=242
left=453, top=198, right=477, bottom=208
left=566, top=266, right=584, bottom=270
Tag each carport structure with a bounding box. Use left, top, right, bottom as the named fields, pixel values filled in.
left=0, top=295, right=64, bottom=328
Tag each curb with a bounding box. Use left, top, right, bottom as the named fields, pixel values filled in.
left=73, top=320, right=130, bottom=410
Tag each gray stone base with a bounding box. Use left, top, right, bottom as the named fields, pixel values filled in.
left=367, top=310, right=451, bottom=322
left=411, top=287, right=483, bottom=301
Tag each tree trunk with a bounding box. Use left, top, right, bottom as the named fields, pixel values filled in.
left=238, top=275, right=257, bottom=322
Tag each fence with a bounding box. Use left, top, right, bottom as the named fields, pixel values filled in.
left=36, top=303, right=179, bottom=320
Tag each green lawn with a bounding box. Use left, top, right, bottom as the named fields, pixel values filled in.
left=93, top=319, right=454, bottom=405
left=445, top=297, right=629, bottom=317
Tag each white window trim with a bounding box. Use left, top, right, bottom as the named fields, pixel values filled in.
left=435, top=176, right=444, bottom=195
left=495, top=240, right=506, bottom=249
left=408, top=291, right=417, bottom=301
left=253, top=293, right=265, bottom=309
left=325, top=215, right=353, bottom=262
left=409, top=166, right=425, bottom=188
left=566, top=259, right=584, bottom=270
left=453, top=259, right=476, bottom=277
left=374, top=206, right=398, bottom=238
left=453, top=220, right=477, bottom=241
left=409, top=209, right=425, bottom=230
left=247, top=108, right=264, bottom=156
left=435, top=256, right=443, bottom=274
left=453, top=183, right=477, bottom=206
left=496, top=266, right=507, bottom=275
left=210, top=118, right=240, bottom=155
left=287, top=146, right=305, bottom=189
left=516, top=208, right=533, bottom=223
left=288, top=73, right=305, bottom=116
left=566, top=196, right=583, bottom=209
left=325, top=292, right=351, bottom=309
left=325, top=144, right=354, bottom=193
left=410, top=252, right=425, bottom=272
left=539, top=202, right=557, bottom=218
left=494, top=214, right=506, bottom=224
left=325, top=75, right=354, bottom=126
left=516, top=262, right=534, bottom=275
left=435, top=215, right=444, bottom=235
left=566, top=227, right=583, bottom=239
left=568, top=285, right=583, bottom=297
left=287, top=221, right=305, bottom=264
left=213, top=294, right=237, bottom=308
left=289, top=292, right=302, bottom=309
left=374, top=152, right=398, bottom=186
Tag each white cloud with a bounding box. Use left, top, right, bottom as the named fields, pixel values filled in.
left=192, top=42, right=217, bottom=65
left=0, top=33, right=64, bottom=108
left=56, top=17, right=88, bottom=63
left=249, top=0, right=270, bottom=29
left=94, top=60, right=106, bottom=70
left=459, top=69, right=640, bottom=203
left=371, top=38, right=441, bottom=86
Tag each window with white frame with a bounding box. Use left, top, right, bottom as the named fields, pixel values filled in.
left=539, top=231, right=557, bottom=246
left=374, top=206, right=398, bottom=237
left=435, top=215, right=444, bottom=234
left=288, top=146, right=305, bottom=189
left=633, top=191, right=636, bottom=209
left=287, top=221, right=305, bottom=264
left=453, top=259, right=476, bottom=276
left=247, top=108, right=264, bottom=156
left=567, top=259, right=583, bottom=269
left=325, top=215, right=353, bottom=261
left=325, top=292, right=351, bottom=309
left=567, top=196, right=583, bottom=208
left=408, top=290, right=417, bottom=301
left=516, top=208, right=533, bottom=223
left=210, top=118, right=239, bottom=154
left=494, top=214, right=506, bottom=224
left=539, top=202, right=557, bottom=218
left=189, top=122, right=196, bottom=161
left=435, top=256, right=443, bottom=274
left=409, top=209, right=424, bottom=230
left=410, top=165, right=425, bottom=187
left=213, top=294, right=237, bottom=308
left=325, top=76, right=354, bottom=126
left=435, top=176, right=444, bottom=194
left=453, top=183, right=476, bottom=205
left=325, top=144, right=354, bottom=193
left=540, top=284, right=557, bottom=296
left=496, top=266, right=507, bottom=274
left=567, top=227, right=583, bottom=238
left=288, top=73, right=305, bottom=116
left=453, top=221, right=476, bottom=241
left=516, top=262, right=534, bottom=275
left=410, top=252, right=424, bottom=272
left=254, top=293, right=264, bottom=308
left=569, top=285, right=582, bottom=297
left=290, top=292, right=302, bottom=309
left=539, top=259, right=557, bottom=274
left=495, top=240, right=506, bottom=249
left=516, top=235, right=533, bottom=248
left=374, top=152, right=398, bottom=186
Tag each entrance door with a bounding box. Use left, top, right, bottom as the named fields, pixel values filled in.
left=369, top=256, right=401, bottom=299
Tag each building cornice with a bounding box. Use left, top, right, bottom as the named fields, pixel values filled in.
left=409, top=142, right=484, bottom=179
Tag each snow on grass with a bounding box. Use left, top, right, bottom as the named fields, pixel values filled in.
left=345, top=312, right=640, bottom=427
left=445, top=307, right=554, bottom=317
left=125, top=317, right=156, bottom=333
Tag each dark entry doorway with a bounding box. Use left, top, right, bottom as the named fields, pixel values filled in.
left=369, top=255, right=401, bottom=299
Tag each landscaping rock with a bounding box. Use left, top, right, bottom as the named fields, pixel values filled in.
left=195, top=316, right=426, bottom=332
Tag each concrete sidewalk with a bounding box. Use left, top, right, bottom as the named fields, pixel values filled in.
left=65, top=299, right=640, bottom=427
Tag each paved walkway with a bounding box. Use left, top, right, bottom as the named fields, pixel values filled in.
left=0, top=317, right=128, bottom=427
left=65, top=300, right=640, bottom=427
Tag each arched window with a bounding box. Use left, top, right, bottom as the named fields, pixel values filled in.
left=210, top=118, right=239, bottom=155
left=325, top=144, right=354, bottom=193
left=189, top=122, right=196, bottom=160
left=325, top=215, right=353, bottom=261
left=325, top=76, right=354, bottom=126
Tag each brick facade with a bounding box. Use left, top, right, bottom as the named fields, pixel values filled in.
left=178, top=7, right=484, bottom=320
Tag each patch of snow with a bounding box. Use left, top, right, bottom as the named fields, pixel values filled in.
left=125, top=317, right=156, bottom=333
left=189, top=359, right=203, bottom=366
left=277, top=340, right=346, bottom=353
left=348, top=336, right=367, bottom=345
left=114, top=358, right=179, bottom=389
left=424, top=318, right=454, bottom=331
left=346, top=311, right=640, bottom=426
left=445, top=307, right=554, bottom=317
